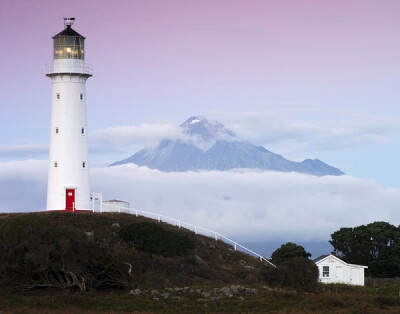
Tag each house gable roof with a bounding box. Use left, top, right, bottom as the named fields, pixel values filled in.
left=313, top=254, right=329, bottom=263
left=314, top=254, right=368, bottom=268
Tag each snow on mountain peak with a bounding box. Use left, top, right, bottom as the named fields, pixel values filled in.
left=182, top=116, right=206, bottom=126
left=188, top=118, right=201, bottom=125
left=180, top=116, right=236, bottom=142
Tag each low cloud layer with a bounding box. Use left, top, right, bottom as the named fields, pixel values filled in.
left=90, top=123, right=184, bottom=154
left=0, top=144, right=48, bottom=159
left=92, top=165, right=400, bottom=242
left=0, top=160, right=47, bottom=212
left=1, top=160, right=399, bottom=243
left=84, top=110, right=400, bottom=165
left=219, top=110, right=400, bottom=156
left=5, top=110, right=398, bottom=165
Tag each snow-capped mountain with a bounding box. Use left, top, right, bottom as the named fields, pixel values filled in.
left=180, top=116, right=236, bottom=141
left=110, top=116, right=344, bottom=176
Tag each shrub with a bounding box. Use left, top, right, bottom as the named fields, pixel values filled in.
left=264, top=257, right=319, bottom=292
left=118, top=222, right=195, bottom=257
left=0, top=214, right=133, bottom=292
left=271, top=242, right=311, bottom=265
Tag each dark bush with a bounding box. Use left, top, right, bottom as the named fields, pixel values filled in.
left=271, top=242, right=311, bottom=265
left=0, top=214, right=133, bottom=292
left=264, top=257, right=319, bottom=292
left=118, top=222, right=195, bottom=257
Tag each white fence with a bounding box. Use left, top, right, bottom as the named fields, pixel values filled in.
left=99, top=203, right=275, bottom=267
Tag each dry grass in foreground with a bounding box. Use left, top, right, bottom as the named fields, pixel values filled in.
left=2, top=284, right=400, bottom=313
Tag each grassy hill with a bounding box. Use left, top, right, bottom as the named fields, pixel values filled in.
left=0, top=212, right=270, bottom=293
left=2, top=212, right=400, bottom=313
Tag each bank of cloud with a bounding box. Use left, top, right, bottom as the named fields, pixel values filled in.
left=1, top=160, right=399, bottom=243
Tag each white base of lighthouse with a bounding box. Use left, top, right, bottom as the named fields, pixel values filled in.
left=46, top=59, right=92, bottom=211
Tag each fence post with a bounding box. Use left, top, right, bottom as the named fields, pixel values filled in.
left=234, top=243, right=237, bottom=251
left=178, top=221, right=181, bottom=228
left=158, top=215, right=160, bottom=222
left=135, top=210, right=138, bottom=217
left=214, top=233, right=217, bottom=241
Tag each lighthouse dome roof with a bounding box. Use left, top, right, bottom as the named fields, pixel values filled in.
left=53, top=25, right=85, bottom=39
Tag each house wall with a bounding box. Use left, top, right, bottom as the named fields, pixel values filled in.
left=102, top=200, right=130, bottom=213
left=316, top=256, right=365, bottom=286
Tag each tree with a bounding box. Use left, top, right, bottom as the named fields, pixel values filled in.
left=330, top=221, right=400, bottom=277
left=118, top=222, right=195, bottom=257
left=266, top=243, right=318, bottom=292
left=271, top=242, right=312, bottom=265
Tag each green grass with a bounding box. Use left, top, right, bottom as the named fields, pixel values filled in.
left=371, top=284, right=400, bottom=296
left=2, top=285, right=400, bottom=313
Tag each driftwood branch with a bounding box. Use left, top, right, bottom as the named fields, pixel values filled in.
left=14, top=269, right=86, bottom=292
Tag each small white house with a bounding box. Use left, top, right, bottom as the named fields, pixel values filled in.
left=101, top=200, right=130, bottom=213
left=314, top=254, right=368, bottom=286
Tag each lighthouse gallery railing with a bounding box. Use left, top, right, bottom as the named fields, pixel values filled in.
left=45, top=62, right=93, bottom=76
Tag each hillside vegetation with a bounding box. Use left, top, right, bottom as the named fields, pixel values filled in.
left=0, top=212, right=271, bottom=293
left=3, top=212, right=400, bottom=313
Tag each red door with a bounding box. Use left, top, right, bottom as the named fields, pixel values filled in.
left=65, top=189, right=75, bottom=211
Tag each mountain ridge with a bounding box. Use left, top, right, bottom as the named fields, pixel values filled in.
left=110, top=116, right=344, bottom=176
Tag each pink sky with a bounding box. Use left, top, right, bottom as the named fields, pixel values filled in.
left=1, top=1, right=400, bottom=241
left=0, top=0, right=399, bottom=186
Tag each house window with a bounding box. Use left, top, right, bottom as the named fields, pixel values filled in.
left=80, top=93, right=84, bottom=101
left=81, top=127, right=85, bottom=135
left=82, top=161, right=86, bottom=168
left=56, top=93, right=60, bottom=100
left=54, top=161, right=58, bottom=168
left=55, top=127, right=59, bottom=134
left=323, top=266, right=329, bottom=277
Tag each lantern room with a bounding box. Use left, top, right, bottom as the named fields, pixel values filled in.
left=53, top=18, right=85, bottom=60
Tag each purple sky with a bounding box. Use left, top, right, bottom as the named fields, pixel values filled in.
left=0, top=0, right=400, bottom=242
left=0, top=0, right=399, bottom=172
left=1, top=0, right=399, bottom=183
left=2, top=2, right=400, bottom=119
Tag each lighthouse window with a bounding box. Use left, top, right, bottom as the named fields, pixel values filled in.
left=56, top=93, right=60, bottom=100
left=55, top=127, right=59, bottom=134
left=82, top=162, right=86, bottom=168
left=54, top=36, right=84, bottom=60
left=81, top=127, right=85, bottom=135
left=54, top=161, right=58, bottom=168
left=80, top=93, right=84, bottom=101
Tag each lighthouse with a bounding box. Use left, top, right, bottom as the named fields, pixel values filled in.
left=46, top=18, right=92, bottom=211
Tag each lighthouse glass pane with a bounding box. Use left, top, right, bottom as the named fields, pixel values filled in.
left=54, top=36, right=85, bottom=60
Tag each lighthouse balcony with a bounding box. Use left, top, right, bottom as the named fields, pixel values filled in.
left=46, top=60, right=92, bottom=77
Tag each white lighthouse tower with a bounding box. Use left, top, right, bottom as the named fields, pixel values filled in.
left=46, top=18, right=92, bottom=211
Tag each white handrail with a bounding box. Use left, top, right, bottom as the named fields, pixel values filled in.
left=45, top=62, right=93, bottom=75
left=100, top=203, right=275, bottom=267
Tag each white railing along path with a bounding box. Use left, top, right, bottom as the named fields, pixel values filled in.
left=100, top=203, right=275, bottom=267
